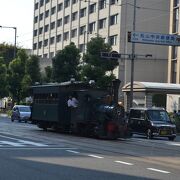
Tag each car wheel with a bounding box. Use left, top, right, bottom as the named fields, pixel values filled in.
left=146, top=129, right=153, bottom=139
left=168, top=136, right=175, bottom=141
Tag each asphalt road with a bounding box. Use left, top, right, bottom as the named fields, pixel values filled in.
left=0, top=115, right=180, bottom=180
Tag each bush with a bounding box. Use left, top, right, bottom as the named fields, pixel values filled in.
left=169, top=113, right=180, bottom=133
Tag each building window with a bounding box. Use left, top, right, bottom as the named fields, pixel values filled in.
left=51, top=6, right=56, bottom=15
left=34, top=16, right=38, bottom=23
left=43, top=54, right=48, bottom=58
left=45, top=10, right=49, bottom=18
left=110, top=14, right=118, bottom=25
left=39, top=27, right=43, bottom=35
left=44, top=39, right=48, bottom=47
left=172, top=46, right=178, bottom=59
left=110, top=0, right=118, bottom=5
left=79, top=25, right=86, bottom=35
left=33, top=43, right=37, bottom=50
left=89, top=3, right=96, bottom=14
left=34, top=30, right=38, bottom=36
left=50, top=52, right=54, bottom=58
left=72, top=0, right=78, bottom=4
left=64, top=15, right=70, bottom=24
left=174, top=0, right=180, bottom=7
left=50, top=22, right=55, bottom=30
left=173, top=7, right=179, bottom=33
left=45, top=0, right=49, bottom=3
left=79, top=44, right=84, bottom=52
left=50, top=37, right=55, bottom=44
left=89, top=22, right=96, bottom=33
left=58, top=3, right=63, bottom=11
left=99, top=18, right=106, bottom=29
left=171, top=60, right=177, bottom=83
left=71, top=29, right=77, bottom=38
left=57, top=18, right=62, bottom=27
left=40, top=0, right=44, bottom=7
left=72, top=11, right=78, bottom=21
left=64, top=32, right=69, bottom=40
left=35, top=3, right=38, bottom=10
left=44, top=24, right=49, bottom=32
left=39, top=13, right=43, bottom=21
left=38, top=41, right=42, bottom=49
left=109, top=35, right=117, bottom=45
left=99, top=0, right=106, bottom=10
left=56, top=34, right=62, bottom=42
left=65, top=0, right=70, bottom=8
left=80, top=8, right=86, bottom=18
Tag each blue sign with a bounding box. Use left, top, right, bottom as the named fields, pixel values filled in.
left=128, top=31, right=180, bottom=46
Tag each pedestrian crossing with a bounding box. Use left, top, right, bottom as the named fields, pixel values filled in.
left=0, top=140, right=48, bottom=147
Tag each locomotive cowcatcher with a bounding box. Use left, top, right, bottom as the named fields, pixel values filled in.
left=31, top=79, right=131, bottom=139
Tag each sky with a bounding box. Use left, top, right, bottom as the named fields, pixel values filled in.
left=0, top=0, right=34, bottom=49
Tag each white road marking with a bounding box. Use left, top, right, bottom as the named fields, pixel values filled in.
left=115, top=160, right=134, bottom=166
left=66, top=150, right=80, bottom=154
left=0, top=141, right=25, bottom=147
left=18, top=140, right=48, bottom=147
left=88, top=154, right=104, bottom=159
left=167, top=142, right=180, bottom=146
left=0, top=134, right=48, bottom=147
left=147, top=168, right=170, bottom=174
left=0, top=147, right=78, bottom=150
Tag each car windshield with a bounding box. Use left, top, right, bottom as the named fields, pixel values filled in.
left=19, top=106, right=31, bottom=112
left=147, top=110, right=170, bottom=122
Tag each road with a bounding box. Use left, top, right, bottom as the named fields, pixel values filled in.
left=0, top=115, right=179, bottom=180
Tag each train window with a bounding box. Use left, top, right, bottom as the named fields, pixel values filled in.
left=33, top=93, right=58, bottom=104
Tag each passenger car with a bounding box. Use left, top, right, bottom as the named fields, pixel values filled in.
left=128, top=107, right=176, bottom=141
left=11, top=105, right=31, bottom=123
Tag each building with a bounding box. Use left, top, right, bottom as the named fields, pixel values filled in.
left=33, top=0, right=170, bottom=97
left=167, top=0, right=180, bottom=112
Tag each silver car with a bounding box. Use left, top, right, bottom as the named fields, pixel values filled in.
left=11, top=105, right=31, bottom=122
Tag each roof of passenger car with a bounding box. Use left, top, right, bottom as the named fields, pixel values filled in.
left=130, top=107, right=165, bottom=111
left=122, top=81, right=180, bottom=94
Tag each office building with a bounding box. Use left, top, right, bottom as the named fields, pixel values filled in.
left=33, top=0, right=170, bottom=97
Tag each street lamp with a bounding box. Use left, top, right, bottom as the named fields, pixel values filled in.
left=0, top=25, right=17, bottom=59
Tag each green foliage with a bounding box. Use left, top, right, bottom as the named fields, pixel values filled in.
left=81, top=36, right=119, bottom=87
left=0, top=57, right=8, bottom=97
left=52, top=42, right=81, bottom=82
left=0, top=43, right=17, bottom=65
left=43, top=66, right=53, bottom=83
left=169, top=113, right=180, bottom=133
left=26, top=55, right=41, bottom=84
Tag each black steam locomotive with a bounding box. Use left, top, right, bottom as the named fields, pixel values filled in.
left=31, top=79, right=130, bottom=139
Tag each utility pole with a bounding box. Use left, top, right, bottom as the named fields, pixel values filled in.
left=130, top=0, right=137, bottom=108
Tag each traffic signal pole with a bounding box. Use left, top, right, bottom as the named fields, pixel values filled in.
left=130, top=0, right=137, bottom=108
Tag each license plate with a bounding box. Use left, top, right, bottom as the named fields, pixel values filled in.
left=160, top=130, right=168, bottom=135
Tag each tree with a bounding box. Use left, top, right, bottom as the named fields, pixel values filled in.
left=0, top=43, right=17, bottom=65
left=81, top=36, right=119, bottom=88
left=26, top=55, right=41, bottom=84
left=8, top=49, right=28, bottom=103
left=52, top=42, right=81, bottom=82
left=0, top=57, right=8, bottom=97
left=42, top=66, right=53, bottom=83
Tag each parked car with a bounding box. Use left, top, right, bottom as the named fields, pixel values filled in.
left=128, top=107, right=176, bottom=141
left=11, top=105, right=31, bottom=123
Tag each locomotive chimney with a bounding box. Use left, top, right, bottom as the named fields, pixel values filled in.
left=112, top=79, right=121, bottom=104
